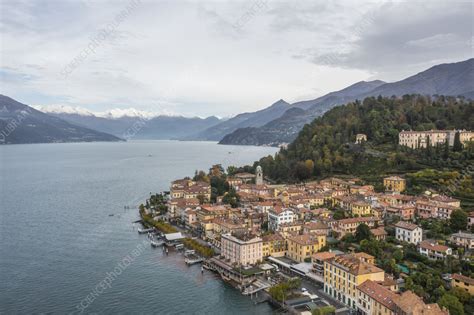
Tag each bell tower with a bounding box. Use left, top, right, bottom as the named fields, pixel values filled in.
left=256, top=166, right=263, bottom=186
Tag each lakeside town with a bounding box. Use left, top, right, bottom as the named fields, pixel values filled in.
left=138, top=130, right=474, bottom=315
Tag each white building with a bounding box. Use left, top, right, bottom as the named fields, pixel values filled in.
left=419, top=240, right=452, bottom=260
left=268, top=207, right=295, bottom=231
left=394, top=221, right=423, bottom=245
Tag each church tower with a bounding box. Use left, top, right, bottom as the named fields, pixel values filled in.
left=256, top=165, right=263, bottom=186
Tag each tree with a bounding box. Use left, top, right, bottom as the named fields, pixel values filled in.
left=450, top=209, right=468, bottom=232
left=222, top=188, right=240, bottom=208
left=393, top=249, right=403, bottom=263
left=405, top=277, right=414, bottom=291
left=312, top=306, right=335, bottom=315
left=193, top=170, right=209, bottom=182
left=227, top=166, right=237, bottom=176
left=438, top=293, right=464, bottom=315
left=333, top=209, right=346, bottom=220
left=450, top=287, right=470, bottom=304
left=196, top=194, right=207, bottom=204
left=443, top=139, right=450, bottom=159
left=453, top=131, right=463, bottom=152
left=355, top=223, right=372, bottom=242
left=360, top=239, right=382, bottom=258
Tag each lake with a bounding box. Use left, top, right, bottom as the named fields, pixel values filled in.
left=0, top=140, right=278, bottom=314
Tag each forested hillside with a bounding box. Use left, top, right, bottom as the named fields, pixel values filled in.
left=254, top=95, right=474, bottom=205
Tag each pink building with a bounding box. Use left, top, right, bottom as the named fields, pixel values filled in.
left=220, top=232, right=263, bottom=266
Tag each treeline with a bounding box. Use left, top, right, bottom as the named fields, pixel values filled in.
left=255, top=95, right=473, bottom=187
left=140, top=209, right=177, bottom=233
left=182, top=238, right=215, bottom=258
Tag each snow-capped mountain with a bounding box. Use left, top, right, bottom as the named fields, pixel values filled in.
left=33, top=105, right=160, bottom=119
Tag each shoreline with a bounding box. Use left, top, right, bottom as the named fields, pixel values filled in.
left=136, top=205, right=288, bottom=312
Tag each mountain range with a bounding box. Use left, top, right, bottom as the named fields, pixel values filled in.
left=1, top=58, right=473, bottom=145
left=0, top=95, right=122, bottom=144
left=43, top=112, right=222, bottom=140
left=219, top=58, right=474, bottom=146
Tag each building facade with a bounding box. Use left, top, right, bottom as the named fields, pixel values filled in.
left=394, top=222, right=423, bottom=245
left=383, top=176, right=406, bottom=192
left=220, top=232, right=263, bottom=266
left=418, top=240, right=452, bottom=260
left=451, top=273, right=474, bottom=295
left=324, top=253, right=385, bottom=309
left=262, top=233, right=286, bottom=257
left=268, top=207, right=296, bottom=231
left=399, top=129, right=474, bottom=149
left=450, top=231, right=474, bottom=250
left=286, top=233, right=326, bottom=262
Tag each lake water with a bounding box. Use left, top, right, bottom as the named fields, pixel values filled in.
left=0, top=140, right=278, bottom=314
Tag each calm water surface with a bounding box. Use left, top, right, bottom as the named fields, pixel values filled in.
left=0, top=140, right=278, bottom=314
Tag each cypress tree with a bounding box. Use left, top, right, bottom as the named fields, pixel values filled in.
left=453, top=131, right=462, bottom=152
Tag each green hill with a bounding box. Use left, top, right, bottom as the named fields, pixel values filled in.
left=255, top=95, right=474, bottom=206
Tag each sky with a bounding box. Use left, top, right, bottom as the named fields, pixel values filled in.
left=0, top=0, right=472, bottom=118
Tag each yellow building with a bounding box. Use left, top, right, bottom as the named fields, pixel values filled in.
left=324, top=253, right=385, bottom=309
left=383, top=176, right=406, bottom=192
left=308, top=194, right=325, bottom=207
left=287, top=233, right=326, bottom=262
left=262, top=233, right=286, bottom=257
left=452, top=273, right=474, bottom=295
left=278, top=221, right=303, bottom=238
left=357, top=280, right=398, bottom=315
left=356, top=280, right=448, bottom=315
left=351, top=201, right=372, bottom=216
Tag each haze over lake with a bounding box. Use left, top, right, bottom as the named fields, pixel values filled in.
left=0, top=141, right=278, bottom=314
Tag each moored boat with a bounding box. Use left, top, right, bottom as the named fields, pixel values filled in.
left=138, top=227, right=153, bottom=234
left=150, top=239, right=164, bottom=247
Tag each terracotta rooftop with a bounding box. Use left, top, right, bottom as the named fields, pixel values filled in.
left=452, top=273, right=474, bottom=285
left=337, top=217, right=377, bottom=224
left=287, top=233, right=322, bottom=246
left=394, top=291, right=448, bottom=315
left=357, top=280, right=398, bottom=311
left=371, top=227, right=388, bottom=236
left=330, top=254, right=383, bottom=275
left=262, top=233, right=285, bottom=242
left=312, top=251, right=337, bottom=261
left=394, top=221, right=419, bottom=231
left=304, top=221, right=329, bottom=230
left=419, top=240, right=450, bottom=252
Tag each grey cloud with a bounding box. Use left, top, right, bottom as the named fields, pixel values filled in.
left=307, top=1, right=473, bottom=79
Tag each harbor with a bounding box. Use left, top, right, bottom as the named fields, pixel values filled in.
left=134, top=218, right=337, bottom=315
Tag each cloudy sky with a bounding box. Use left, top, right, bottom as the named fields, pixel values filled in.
left=0, top=0, right=472, bottom=117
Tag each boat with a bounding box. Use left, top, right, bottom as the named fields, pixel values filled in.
left=150, top=239, right=165, bottom=247
left=138, top=227, right=153, bottom=234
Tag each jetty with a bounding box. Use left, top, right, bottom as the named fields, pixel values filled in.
left=241, top=279, right=271, bottom=295
left=184, top=250, right=204, bottom=265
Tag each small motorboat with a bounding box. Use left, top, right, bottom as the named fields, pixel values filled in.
left=151, top=239, right=165, bottom=247
left=138, top=227, right=153, bottom=234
